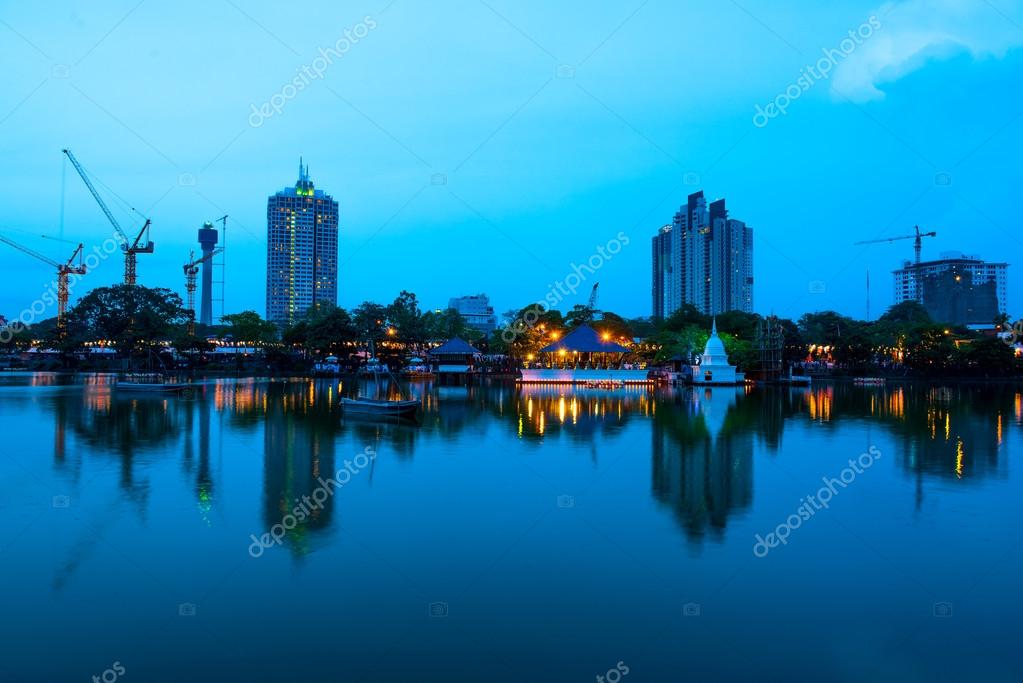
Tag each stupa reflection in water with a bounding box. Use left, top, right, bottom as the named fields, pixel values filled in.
left=651, top=387, right=753, bottom=544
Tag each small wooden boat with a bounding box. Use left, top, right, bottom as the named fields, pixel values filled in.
left=341, top=397, right=419, bottom=417
left=116, top=373, right=188, bottom=393
left=117, top=380, right=189, bottom=392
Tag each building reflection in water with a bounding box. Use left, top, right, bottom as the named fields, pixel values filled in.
left=260, top=381, right=338, bottom=557
left=513, top=385, right=651, bottom=443
left=651, top=387, right=754, bottom=545
left=36, top=375, right=1023, bottom=557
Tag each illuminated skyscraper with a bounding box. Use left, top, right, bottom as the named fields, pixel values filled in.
left=265, top=160, right=339, bottom=325
left=653, top=191, right=753, bottom=318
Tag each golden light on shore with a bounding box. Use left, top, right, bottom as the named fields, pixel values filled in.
left=601, top=332, right=611, bottom=341
left=387, top=327, right=396, bottom=336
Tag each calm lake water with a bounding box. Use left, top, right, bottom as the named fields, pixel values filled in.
left=1, top=374, right=1021, bottom=682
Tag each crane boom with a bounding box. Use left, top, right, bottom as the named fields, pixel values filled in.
left=184, top=247, right=223, bottom=271
left=62, top=149, right=154, bottom=285
left=61, top=149, right=130, bottom=245
left=854, top=225, right=936, bottom=265
left=0, top=235, right=62, bottom=269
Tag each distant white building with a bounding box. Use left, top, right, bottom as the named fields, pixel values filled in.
left=448, top=294, right=497, bottom=334
left=691, top=319, right=743, bottom=385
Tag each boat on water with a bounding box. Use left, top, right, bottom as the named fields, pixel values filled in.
left=116, top=374, right=189, bottom=393
left=340, top=397, right=419, bottom=417
left=853, top=377, right=887, bottom=386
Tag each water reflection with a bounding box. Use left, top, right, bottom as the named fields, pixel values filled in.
left=14, top=374, right=1022, bottom=554
left=651, top=388, right=753, bottom=542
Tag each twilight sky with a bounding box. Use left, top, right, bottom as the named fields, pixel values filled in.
left=1, top=0, right=1021, bottom=322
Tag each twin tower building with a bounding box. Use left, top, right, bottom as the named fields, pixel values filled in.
left=652, top=191, right=754, bottom=319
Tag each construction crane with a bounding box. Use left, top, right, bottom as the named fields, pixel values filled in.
left=855, top=225, right=937, bottom=265
left=587, top=282, right=603, bottom=321
left=0, top=236, right=85, bottom=334
left=183, top=248, right=223, bottom=336
left=62, top=149, right=154, bottom=286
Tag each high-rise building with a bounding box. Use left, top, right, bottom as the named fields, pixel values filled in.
left=448, top=294, right=497, bottom=334
left=893, top=252, right=1008, bottom=326
left=653, top=191, right=753, bottom=318
left=265, top=160, right=339, bottom=325
left=651, top=225, right=673, bottom=320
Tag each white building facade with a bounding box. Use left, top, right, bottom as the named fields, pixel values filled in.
left=448, top=294, right=498, bottom=334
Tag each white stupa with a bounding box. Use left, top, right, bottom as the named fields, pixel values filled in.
left=691, top=318, right=743, bottom=385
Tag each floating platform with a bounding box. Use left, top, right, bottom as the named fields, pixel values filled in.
left=517, top=369, right=653, bottom=385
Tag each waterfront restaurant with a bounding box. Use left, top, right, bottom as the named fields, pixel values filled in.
left=519, top=324, right=652, bottom=385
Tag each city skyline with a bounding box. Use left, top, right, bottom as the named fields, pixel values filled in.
left=1, top=1, right=1021, bottom=323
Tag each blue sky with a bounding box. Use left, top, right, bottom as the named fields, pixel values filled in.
left=1, top=0, right=1021, bottom=322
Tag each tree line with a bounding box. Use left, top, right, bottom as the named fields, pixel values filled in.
left=1, top=285, right=1019, bottom=377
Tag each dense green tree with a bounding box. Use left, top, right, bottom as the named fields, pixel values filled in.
left=387, top=290, right=428, bottom=350
left=66, top=285, right=188, bottom=355
left=352, top=301, right=389, bottom=346
left=959, top=337, right=1017, bottom=376
left=659, top=304, right=708, bottom=332
left=594, top=312, right=633, bottom=343
left=220, top=311, right=278, bottom=345
left=879, top=301, right=932, bottom=327
left=627, top=316, right=657, bottom=338
left=565, top=304, right=594, bottom=328
left=305, top=305, right=359, bottom=357
left=423, top=308, right=476, bottom=341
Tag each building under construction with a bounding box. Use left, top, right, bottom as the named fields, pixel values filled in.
left=894, top=252, right=1008, bottom=326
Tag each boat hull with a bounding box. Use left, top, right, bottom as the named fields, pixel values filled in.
left=117, top=383, right=189, bottom=392
left=341, top=398, right=419, bottom=417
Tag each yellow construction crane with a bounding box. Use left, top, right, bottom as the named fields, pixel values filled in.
left=62, top=148, right=153, bottom=286
left=0, top=236, right=86, bottom=334
left=183, top=248, right=222, bottom=336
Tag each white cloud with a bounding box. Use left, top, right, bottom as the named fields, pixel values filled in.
left=832, top=0, right=1023, bottom=101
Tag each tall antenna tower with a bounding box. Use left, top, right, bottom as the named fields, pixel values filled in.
left=866, top=267, right=871, bottom=321
left=212, top=215, right=228, bottom=323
